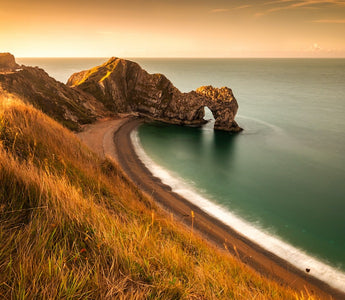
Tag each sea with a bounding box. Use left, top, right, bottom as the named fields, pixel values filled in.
left=17, top=57, right=345, bottom=291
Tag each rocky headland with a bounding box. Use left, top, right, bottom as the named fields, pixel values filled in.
left=1, top=53, right=241, bottom=132
left=0, top=53, right=110, bottom=130
left=68, top=57, right=242, bottom=132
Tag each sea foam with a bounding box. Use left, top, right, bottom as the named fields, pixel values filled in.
left=131, top=129, right=345, bottom=293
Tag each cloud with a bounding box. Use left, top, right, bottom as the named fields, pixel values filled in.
left=211, top=5, right=252, bottom=13
left=234, top=5, right=252, bottom=10
left=210, top=8, right=229, bottom=13
left=263, top=0, right=296, bottom=6
left=312, top=19, right=345, bottom=23
left=257, top=0, right=345, bottom=16
left=264, top=0, right=345, bottom=6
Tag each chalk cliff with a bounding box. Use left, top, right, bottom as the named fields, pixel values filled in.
left=68, top=57, right=242, bottom=132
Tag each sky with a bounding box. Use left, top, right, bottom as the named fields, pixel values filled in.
left=1, top=0, right=345, bottom=57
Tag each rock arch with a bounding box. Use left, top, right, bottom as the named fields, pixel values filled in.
left=203, top=106, right=215, bottom=122
left=68, top=57, right=242, bottom=132
left=196, top=86, right=241, bottom=132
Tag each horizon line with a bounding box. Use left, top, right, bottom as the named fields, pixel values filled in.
left=16, top=56, right=345, bottom=59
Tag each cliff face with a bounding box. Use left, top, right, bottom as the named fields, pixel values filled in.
left=1, top=53, right=241, bottom=132
left=68, top=57, right=242, bottom=132
left=0, top=55, right=110, bottom=130
left=0, top=53, right=19, bottom=72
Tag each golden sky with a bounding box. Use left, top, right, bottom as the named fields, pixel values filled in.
left=1, top=0, right=345, bottom=57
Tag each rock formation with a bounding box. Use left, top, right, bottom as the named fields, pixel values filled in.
left=0, top=54, right=110, bottom=130
left=0, top=53, right=19, bottom=72
left=68, top=57, right=242, bottom=132
left=0, top=53, right=242, bottom=132
left=196, top=86, right=240, bottom=131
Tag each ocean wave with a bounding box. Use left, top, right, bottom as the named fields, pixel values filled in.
left=131, top=129, right=345, bottom=293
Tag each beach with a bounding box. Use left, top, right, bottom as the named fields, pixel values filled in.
left=77, top=116, right=344, bottom=299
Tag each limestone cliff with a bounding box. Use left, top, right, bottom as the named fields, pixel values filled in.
left=0, top=54, right=110, bottom=130
left=68, top=57, right=242, bottom=132
left=0, top=53, right=241, bottom=132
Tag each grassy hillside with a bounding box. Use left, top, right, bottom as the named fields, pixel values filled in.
left=0, top=95, right=313, bottom=299
left=0, top=66, right=110, bottom=131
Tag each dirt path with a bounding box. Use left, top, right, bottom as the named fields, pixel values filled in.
left=77, top=117, right=343, bottom=299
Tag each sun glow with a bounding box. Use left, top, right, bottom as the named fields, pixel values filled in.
left=1, top=0, right=344, bottom=57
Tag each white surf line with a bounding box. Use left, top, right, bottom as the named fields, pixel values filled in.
left=131, top=129, right=345, bottom=293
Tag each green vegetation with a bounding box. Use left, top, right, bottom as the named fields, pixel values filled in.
left=0, top=96, right=315, bottom=299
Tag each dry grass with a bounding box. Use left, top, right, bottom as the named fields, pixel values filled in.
left=0, top=96, right=316, bottom=299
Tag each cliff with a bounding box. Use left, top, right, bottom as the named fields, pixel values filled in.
left=0, top=54, right=110, bottom=130
left=68, top=57, right=242, bottom=132
left=0, top=53, right=241, bottom=132
left=0, top=53, right=19, bottom=72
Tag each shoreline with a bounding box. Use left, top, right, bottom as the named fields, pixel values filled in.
left=78, top=116, right=345, bottom=299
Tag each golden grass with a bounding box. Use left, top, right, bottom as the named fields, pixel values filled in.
left=0, top=96, right=317, bottom=299
left=71, top=59, right=119, bottom=86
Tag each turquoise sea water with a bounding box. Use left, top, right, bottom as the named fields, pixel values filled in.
left=18, top=58, right=345, bottom=288
left=136, top=59, right=345, bottom=269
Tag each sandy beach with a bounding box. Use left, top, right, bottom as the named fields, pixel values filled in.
left=77, top=116, right=344, bottom=299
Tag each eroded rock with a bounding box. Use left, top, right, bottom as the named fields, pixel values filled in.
left=1, top=53, right=242, bottom=132
left=196, top=86, right=241, bottom=132
left=68, top=57, right=242, bottom=132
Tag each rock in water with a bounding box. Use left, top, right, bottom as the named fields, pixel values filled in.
left=68, top=57, right=242, bottom=132
left=196, top=86, right=241, bottom=132
left=0, top=53, right=19, bottom=71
